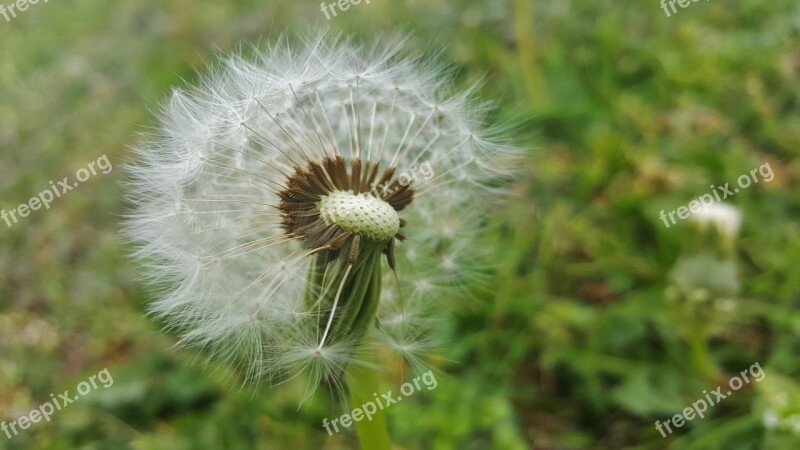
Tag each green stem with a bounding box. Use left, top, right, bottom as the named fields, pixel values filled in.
left=688, top=323, right=722, bottom=383
left=513, top=0, right=548, bottom=105
left=345, top=354, right=391, bottom=450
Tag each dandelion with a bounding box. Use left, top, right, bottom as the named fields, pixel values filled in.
left=124, top=32, right=520, bottom=446
left=689, top=202, right=742, bottom=241
left=668, top=202, right=742, bottom=384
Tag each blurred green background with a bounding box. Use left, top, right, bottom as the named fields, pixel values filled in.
left=1, top=0, right=799, bottom=448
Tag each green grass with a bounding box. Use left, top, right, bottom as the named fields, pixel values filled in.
left=1, top=0, right=799, bottom=448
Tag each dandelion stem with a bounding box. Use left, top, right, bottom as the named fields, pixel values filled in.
left=689, top=323, right=723, bottom=384
left=345, top=351, right=392, bottom=450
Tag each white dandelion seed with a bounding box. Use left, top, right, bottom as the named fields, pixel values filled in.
left=124, top=32, right=522, bottom=391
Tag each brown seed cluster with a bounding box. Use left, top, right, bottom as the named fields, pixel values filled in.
left=278, top=156, right=412, bottom=268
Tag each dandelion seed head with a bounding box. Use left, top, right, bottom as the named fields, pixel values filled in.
left=124, top=31, right=522, bottom=389
left=319, top=191, right=400, bottom=241
left=690, top=202, right=742, bottom=239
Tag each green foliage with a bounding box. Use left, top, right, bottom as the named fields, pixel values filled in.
left=1, top=0, right=799, bottom=448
